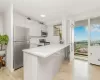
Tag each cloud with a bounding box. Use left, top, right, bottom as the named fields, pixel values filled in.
left=91, top=24, right=100, bottom=32
left=92, top=28, right=100, bottom=32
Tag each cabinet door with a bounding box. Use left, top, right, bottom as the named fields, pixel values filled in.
left=13, top=13, right=26, bottom=27
left=41, top=25, right=47, bottom=32
left=89, top=47, right=100, bottom=65
left=29, top=22, right=41, bottom=36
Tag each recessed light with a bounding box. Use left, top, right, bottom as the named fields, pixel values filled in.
left=40, top=14, right=46, bottom=17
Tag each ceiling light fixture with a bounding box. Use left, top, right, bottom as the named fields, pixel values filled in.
left=40, top=14, right=46, bottom=17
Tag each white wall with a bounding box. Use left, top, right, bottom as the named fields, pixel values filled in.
left=47, top=19, right=69, bottom=45
left=4, top=4, right=13, bottom=71
left=62, top=19, right=68, bottom=45
left=0, top=13, right=4, bottom=34
left=47, top=25, right=59, bottom=44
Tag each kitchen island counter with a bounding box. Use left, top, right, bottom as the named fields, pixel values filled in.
left=23, top=44, right=68, bottom=58
left=23, top=44, right=69, bottom=80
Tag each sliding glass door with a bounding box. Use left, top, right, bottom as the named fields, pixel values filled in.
left=88, top=17, right=100, bottom=65
left=74, top=19, right=88, bottom=60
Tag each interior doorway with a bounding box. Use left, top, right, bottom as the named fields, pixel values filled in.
left=74, top=20, right=88, bottom=61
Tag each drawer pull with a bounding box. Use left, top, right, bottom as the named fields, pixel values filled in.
left=90, top=53, right=92, bottom=55
left=98, top=59, right=100, bottom=61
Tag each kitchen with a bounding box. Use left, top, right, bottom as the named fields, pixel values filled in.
left=13, top=12, right=70, bottom=80
left=0, top=6, right=70, bottom=80
left=1, top=0, right=100, bottom=80
left=13, top=11, right=69, bottom=80
left=0, top=1, right=70, bottom=69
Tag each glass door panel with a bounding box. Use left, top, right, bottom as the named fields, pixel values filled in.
left=74, top=19, right=88, bottom=60
left=90, top=17, right=100, bottom=46
left=89, top=16, right=100, bottom=65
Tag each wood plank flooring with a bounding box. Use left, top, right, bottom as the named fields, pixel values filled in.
left=54, top=60, right=100, bottom=80
left=0, top=60, right=100, bottom=80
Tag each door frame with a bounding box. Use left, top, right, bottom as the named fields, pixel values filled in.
left=69, top=20, right=75, bottom=62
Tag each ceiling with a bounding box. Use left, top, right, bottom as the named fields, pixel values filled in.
left=0, top=0, right=100, bottom=24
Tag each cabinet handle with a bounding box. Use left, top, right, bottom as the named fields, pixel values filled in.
left=98, top=59, right=100, bottom=61
left=90, top=53, right=92, bottom=55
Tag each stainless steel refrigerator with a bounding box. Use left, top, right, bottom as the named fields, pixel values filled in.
left=13, top=26, right=30, bottom=70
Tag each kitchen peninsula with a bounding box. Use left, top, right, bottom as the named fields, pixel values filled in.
left=23, top=44, right=68, bottom=80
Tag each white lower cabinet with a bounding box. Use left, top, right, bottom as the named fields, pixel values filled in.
left=24, top=48, right=65, bottom=80
left=52, top=50, right=64, bottom=76
left=37, top=50, right=65, bottom=80
left=89, top=47, right=100, bottom=65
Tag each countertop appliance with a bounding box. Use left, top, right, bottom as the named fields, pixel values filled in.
left=13, top=26, right=30, bottom=70
left=41, top=31, right=48, bottom=37
left=30, top=43, right=43, bottom=48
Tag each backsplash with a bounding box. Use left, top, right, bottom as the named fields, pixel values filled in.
left=30, top=37, right=47, bottom=44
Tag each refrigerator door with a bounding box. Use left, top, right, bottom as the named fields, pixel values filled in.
left=13, top=26, right=30, bottom=69
left=13, top=41, right=29, bottom=69
left=24, top=28, right=30, bottom=41
left=14, top=26, right=29, bottom=41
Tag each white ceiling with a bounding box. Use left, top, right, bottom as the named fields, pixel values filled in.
left=1, top=0, right=100, bottom=24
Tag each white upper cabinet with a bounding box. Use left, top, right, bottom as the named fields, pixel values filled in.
left=29, top=22, right=41, bottom=36
left=41, top=25, right=47, bottom=32
left=13, top=12, right=47, bottom=37
left=13, top=13, right=26, bottom=27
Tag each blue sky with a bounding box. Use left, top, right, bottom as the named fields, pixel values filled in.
left=74, top=26, right=88, bottom=41
left=91, top=24, right=100, bottom=41
left=74, top=25, right=100, bottom=41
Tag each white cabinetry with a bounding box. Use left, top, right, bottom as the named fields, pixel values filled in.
left=38, top=50, right=64, bottom=80
left=13, top=13, right=26, bottom=27
left=24, top=49, right=65, bottom=80
left=14, top=13, right=47, bottom=37
left=29, top=22, right=41, bottom=36
left=41, top=25, right=47, bottom=32
left=89, top=47, right=100, bottom=65
left=29, top=23, right=47, bottom=36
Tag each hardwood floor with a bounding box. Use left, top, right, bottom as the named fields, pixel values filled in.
left=53, top=60, right=100, bottom=80
left=0, top=67, right=23, bottom=80
left=0, top=60, right=100, bottom=80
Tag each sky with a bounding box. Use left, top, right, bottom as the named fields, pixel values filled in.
left=74, top=26, right=88, bottom=41
left=74, top=24, right=100, bottom=41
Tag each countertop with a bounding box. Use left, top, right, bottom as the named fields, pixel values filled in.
left=23, top=44, right=68, bottom=58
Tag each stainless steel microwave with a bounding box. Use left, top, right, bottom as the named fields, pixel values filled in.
left=41, top=31, right=48, bottom=37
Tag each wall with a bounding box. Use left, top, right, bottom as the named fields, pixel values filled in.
left=47, top=25, right=59, bottom=44
left=4, top=4, right=13, bottom=71
left=47, top=19, right=69, bottom=44
left=62, top=18, right=68, bottom=45
left=0, top=13, right=4, bottom=34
